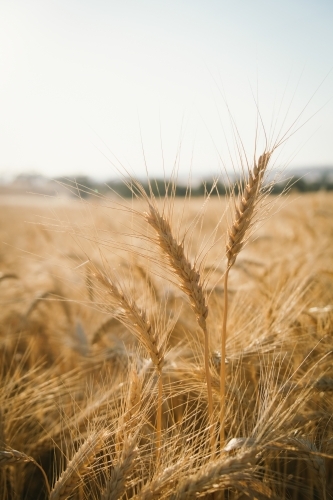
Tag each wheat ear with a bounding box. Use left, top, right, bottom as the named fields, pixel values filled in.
left=0, top=449, right=50, bottom=494
left=102, top=436, right=138, bottom=500
left=0, top=449, right=35, bottom=467
left=226, top=152, right=271, bottom=265
left=170, top=448, right=258, bottom=500
left=93, top=268, right=164, bottom=458
left=145, top=204, right=214, bottom=447
left=94, top=269, right=163, bottom=371
left=220, top=152, right=271, bottom=449
left=50, top=430, right=108, bottom=500
left=136, top=463, right=180, bottom=500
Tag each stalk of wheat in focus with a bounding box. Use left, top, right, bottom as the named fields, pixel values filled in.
left=220, top=151, right=271, bottom=448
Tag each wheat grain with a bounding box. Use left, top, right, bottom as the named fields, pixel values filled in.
left=135, top=463, right=179, bottom=500
left=0, top=448, right=50, bottom=495
left=145, top=204, right=208, bottom=332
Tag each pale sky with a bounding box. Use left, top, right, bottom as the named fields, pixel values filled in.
left=0, top=0, right=332, bottom=180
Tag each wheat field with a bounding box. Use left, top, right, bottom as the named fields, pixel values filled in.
left=0, top=182, right=332, bottom=499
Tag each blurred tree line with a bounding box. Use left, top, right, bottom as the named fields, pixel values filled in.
left=57, top=170, right=333, bottom=199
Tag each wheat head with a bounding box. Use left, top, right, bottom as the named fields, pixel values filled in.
left=144, top=203, right=214, bottom=447
left=93, top=268, right=163, bottom=371
left=226, top=152, right=271, bottom=266
left=0, top=449, right=34, bottom=467
left=102, top=436, right=138, bottom=500
left=50, top=430, right=108, bottom=500
left=145, top=204, right=208, bottom=332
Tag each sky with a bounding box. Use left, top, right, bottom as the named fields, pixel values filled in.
left=0, top=0, right=332, bottom=180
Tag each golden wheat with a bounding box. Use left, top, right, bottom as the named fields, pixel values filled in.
left=50, top=430, right=108, bottom=500
left=144, top=203, right=214, bottom=447
left=220, top=151, right=272, bottom=448
left=102, top=436, right=138, bottom=500
left=0, top=181, right=332, bottom=499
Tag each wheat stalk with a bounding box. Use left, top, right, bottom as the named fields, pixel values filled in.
left=0, top=448, right=50, bottom=494
left=0, top=449, right=34, bottom=466
left=93, top=267, right=164, bottom=458
left=93, top=268, right=163, bottom=371
left=170, top=448, right=258, bottom=499
left=102, top=436, right=138, bottom=500
left=220, top=152, right=271, bottom=449
left=145, top=203, right=214, bottom=448
left=135, top=463, right=180, bottom=500
left=50, top=430, right=108, bottom=500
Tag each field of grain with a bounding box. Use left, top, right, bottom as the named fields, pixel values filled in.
left=0, top=187, right=332, bottom=499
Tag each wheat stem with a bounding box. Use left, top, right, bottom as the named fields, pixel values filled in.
left=156, top=371, right=163, bottom=463
left=116, top=366, right=142, bottom=453
left=220, top=266, right=230, bottom=449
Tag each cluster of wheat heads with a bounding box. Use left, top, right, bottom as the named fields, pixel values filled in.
left=0, top=155, right=333, bottom=498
